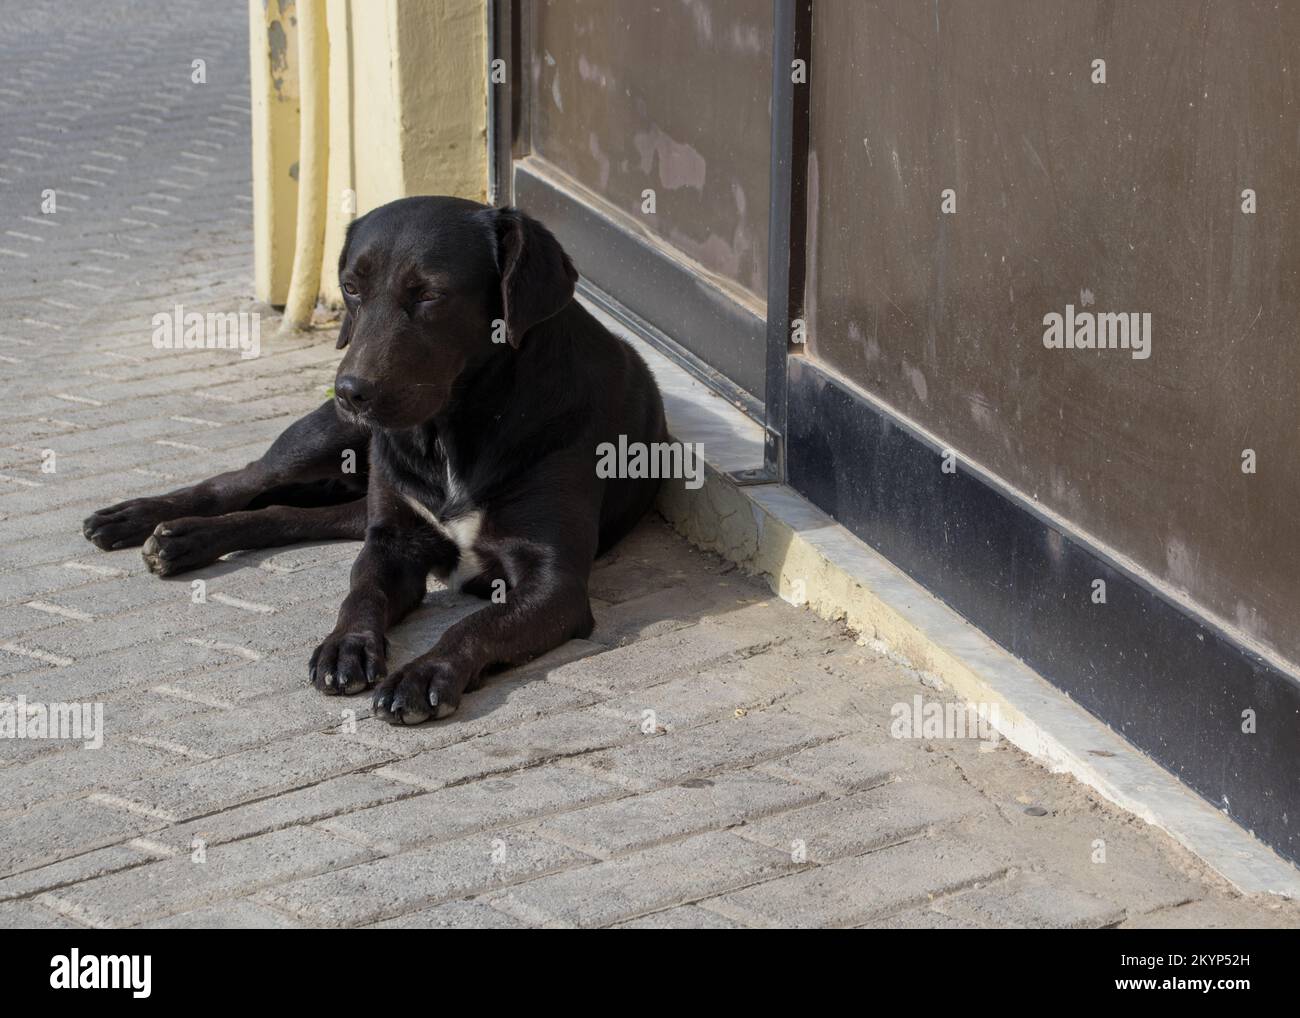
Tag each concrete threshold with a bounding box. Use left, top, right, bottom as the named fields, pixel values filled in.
left=581, top=295, right=1300, bottom=899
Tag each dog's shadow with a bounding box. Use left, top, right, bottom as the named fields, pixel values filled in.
left=380, top=514, right=763, bottom=718
left=170, top=513, right=762, bottom=724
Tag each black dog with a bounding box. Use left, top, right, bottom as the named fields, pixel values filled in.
left=84, top=196, right=668, bottom=724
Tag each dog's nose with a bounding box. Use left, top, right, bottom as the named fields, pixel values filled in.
left=335, top=375, right=373, bottom=413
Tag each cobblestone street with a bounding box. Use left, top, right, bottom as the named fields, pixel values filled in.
left=0, top=1, right=1296, bottom=928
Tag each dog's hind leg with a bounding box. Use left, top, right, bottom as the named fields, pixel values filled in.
left=83, top=401, right=368, bottom=551
left=141, top=496, right=368, bottom=576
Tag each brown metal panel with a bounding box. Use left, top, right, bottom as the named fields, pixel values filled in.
left=527, top=0, right=773, bottom=306
left=806, top=0, right=1300, bottom=664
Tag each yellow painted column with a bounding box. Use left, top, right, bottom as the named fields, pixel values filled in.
left=250, top=0, right=489, bottom=311
left=319, top=0, right=356, bottom=308
left=390, top=0, right=488, bottom=201
left=280, top=0, right=329, bottom=331
left=248, top=0, right=301, bottom=306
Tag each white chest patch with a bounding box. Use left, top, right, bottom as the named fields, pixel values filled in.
left=399, top=492, right=485, bottom=587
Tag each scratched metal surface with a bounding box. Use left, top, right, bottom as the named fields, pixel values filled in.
left=804, top=0, right=1300, bottom=666
left=527, top=0, right=773, bottom=304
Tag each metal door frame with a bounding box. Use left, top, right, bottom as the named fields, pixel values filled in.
left=487, top=0, right=810, bottom=481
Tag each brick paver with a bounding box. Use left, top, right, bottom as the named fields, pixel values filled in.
left=1, top=1, right=1298, bottom=929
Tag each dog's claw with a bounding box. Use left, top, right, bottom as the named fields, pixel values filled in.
left=83, top=495, right=185, bottom=551
left=310, top=630, right=383, bottom=697
left=141, top=520, right=225, bottom=576
left=372, top=659, right=462, bottom=726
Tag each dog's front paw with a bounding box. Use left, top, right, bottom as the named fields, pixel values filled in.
left=310, top=628, right=386, bottom=696
left=373, top=658, right=466, bottom=726
left=84, top=496, right=184, bottom=550
left=141, top=519, right=223, bottom=576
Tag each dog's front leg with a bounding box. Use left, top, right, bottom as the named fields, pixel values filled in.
left=309, top=525, right=428, bottom=695
left=373, top=548, right=594, bottom=725
left=85, top=400, right=367, bottom=550
left=142, top=497, right=368, bottom=576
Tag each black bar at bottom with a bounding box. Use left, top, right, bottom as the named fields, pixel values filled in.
left=3, top=929, right=1294, bottom=999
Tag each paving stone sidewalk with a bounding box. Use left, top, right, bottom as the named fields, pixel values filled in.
left=1, top=0, right=1298, bottom=929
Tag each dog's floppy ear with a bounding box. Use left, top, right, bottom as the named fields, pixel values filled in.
left=335, top=218, right=358, bottom=349
left=493, top=206, right=578, bottom=347
left=335, top=308, right=353, bottom=350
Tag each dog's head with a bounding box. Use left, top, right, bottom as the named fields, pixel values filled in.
left=332, top=196, right=578, bottom=429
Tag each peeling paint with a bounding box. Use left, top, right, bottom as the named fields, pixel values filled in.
left=903, top=360, right=928, bottom=403
left=632, top=125, right=706, bottom=192
left=267, top=20, right=289, bottom=99
left=685, top=0, right=713, bottom=43
left=588, top=132, right=610, bottom=191
left=577, top=53, right=611, bottom=88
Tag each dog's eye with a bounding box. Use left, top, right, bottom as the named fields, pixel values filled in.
left=342, top=282, right=359, bottom=297
left=415, top=291, right=441, bottom=304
